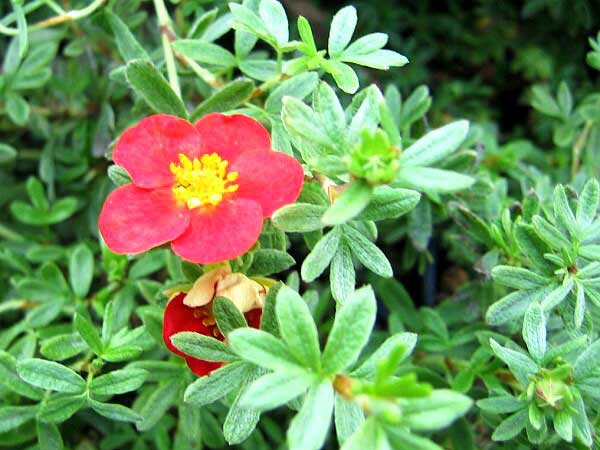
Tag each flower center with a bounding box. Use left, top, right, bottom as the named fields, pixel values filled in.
left=170, top=153, right=239, bottom=209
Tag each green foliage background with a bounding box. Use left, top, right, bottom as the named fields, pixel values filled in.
left=1, top=1, right=600, bottom=449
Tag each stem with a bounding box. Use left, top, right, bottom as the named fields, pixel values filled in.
left=29, top=0, right=106, bottom=31
left=175, top=53, right=220, bottom=87
left=44, top=0, right=66, bottom=15
left=571, top=120, right=592, bottom=179
left=0, top=0, right=106, bottom=34
left=0, top=223, right=25, bottom=242
left=0, top=0, right=45, bottom=28
left=0, top=300, right=27, bottom=315
left=153, top=0, right=181, bottom=98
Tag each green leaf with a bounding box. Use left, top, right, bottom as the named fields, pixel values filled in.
left=172, top=40, right=236, bottom=67
left=259, top=0, right=289, bottom=46
left=399, top=85, right=432, bottom=129
left=0, top=405, right=36, bottom=433
left=89, top=368, right=147, bottom=395
left=41, top=333, right=87, bottom=361
left=554, top=409, right=573, bottom=442
left=69, top=244, right=94, bottom=298
left=39, top=393, right=86, bottom=423
left=343, top=32, right=387, bottom=56
left=531, top=215, right=570, bottom=250
left=400, top=389, right=473, bottom=431
left=301, top=227, right=342, bottom=282
left=248, top=249, right=295, bottom=276
left=573, top=338, right=600, bottom=380
left=322, top=180, right=374, bottom=226
left=125, top=59, right=187, bottom=118
left=106, top=11, right=150, bottom=62
left=571, top=392, right=593, bottom=446
left=272, top=203, right=327, bottom=232
left=557, top=81, right=573, bottom=116
left=260, top=282, right=281, bottom=336
left=492, top=266, right=549, bottom=290
left=314, top=81, right=347, bottom=144
left=0, top=351, right=43, bottom=399
left=136, top=380, right=178, bottom=431
left=213, top=296, right=247, bottom=336
left=357, top=186, right=420, bottom=221
left=343, top=225, right=393, bottom=277
left=170, top=331, right=238, bottom=362
left=341, top=418, right=386, bottom=450
left=335, top=393, right=365, bottom=445
left=531, top=85, right=562, bottom=118
left=342, top=49, right=408, bottom=70
left=297, top=16, right=316, bottom=52
left=229, top=328, right=302, bottom=371
left=6, top=92, right=30, bottom=126
left=223, top=383, right=261, bottom=445
left=191, top=78, right=254, bottom=121
left=522, top=303, right=546, bottom=361
left=553, top=185, right=579, bottom=238
left=184, top=361, right=254, bottom=406
left=396, top=167, right=474, bottom=193
left=322, top=286, right=376, bottom=374
left=265, top=72, right=319, bottom=113
left=89, top=399, right=142, bottom=423
left=489, top=339, right=539, bottom=386
left=514, top=224, right=553, bottom=273
left=540, top=279, right=574, bottom=311
left=282, top=96, right=334, bottom=148
left=385, top=426, right=443, bottom=450
left=330, top=241, right=355, bottom=304
left=351, top=333, right=417, bottom=379
left=576, top=178, right=599, bottom=227
left=37, top=422, right=63, bottom=450
left=492, top=409, right=528, bottom=441
left=74, top=313, right=103, bottom=355
left=401, top=121, right=469, bottom=167
left=276, top=286, right=321, bottom=370
left=328, top=60, right=359, bottom=94
left=12, top=0, right=28, bottom=62
left=477, top=396, right=524, bottom=414
left=0, top=143, right=17, bottom=164
left=328, top=6, right=357, bottom=57
left=17, top=358, right=86, bottom=394
left=107, top=165, right=132, bottom=186
left=288, top=380, right=334, bottom=450
left=239, top=370, right=313, bottom=411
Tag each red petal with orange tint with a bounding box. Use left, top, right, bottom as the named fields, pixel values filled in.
left=162, top=293, right=222, bottom=376
left=113, top=114, right=204, bottom=188
left=171, top=198, right=263, bottom=264
left=99, top=184, right=190, bottom=254
left=232, top=150, right=304, bottom=217
left=194, top=113, right=271, bottom=163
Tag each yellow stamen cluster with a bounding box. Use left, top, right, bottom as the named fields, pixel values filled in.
left=170, top=153, right=239, bottom=209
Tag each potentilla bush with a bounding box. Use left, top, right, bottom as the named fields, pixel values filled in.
left=1, top=1, right=600, bottom=449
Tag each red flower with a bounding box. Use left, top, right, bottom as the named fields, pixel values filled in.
left=162, top=267, right=265, bottom=376
left=99, top=113, right=304, bottom=264
left=162, top=293, right=262, bottom=376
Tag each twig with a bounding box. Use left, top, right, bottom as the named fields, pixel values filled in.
left=153, top=0, right=181, bottom=98
left=571, top=120, right=592, bottom=179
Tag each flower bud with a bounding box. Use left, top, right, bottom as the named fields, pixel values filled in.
left=347, top=128, right=400, bottom=185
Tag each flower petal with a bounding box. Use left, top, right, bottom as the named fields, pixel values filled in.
left=99, top=184, right=190, bottom=254
left=246, top=308, right=262, bottom=329
left=162, top=293, right=222, bottom=376
left=232, top=150, right=304, bottom=217
left=171, top=198, right=263, bottom=264
left=194, top=113, right=271, bottom=163
left=113, top=114, right=204, bottom=188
